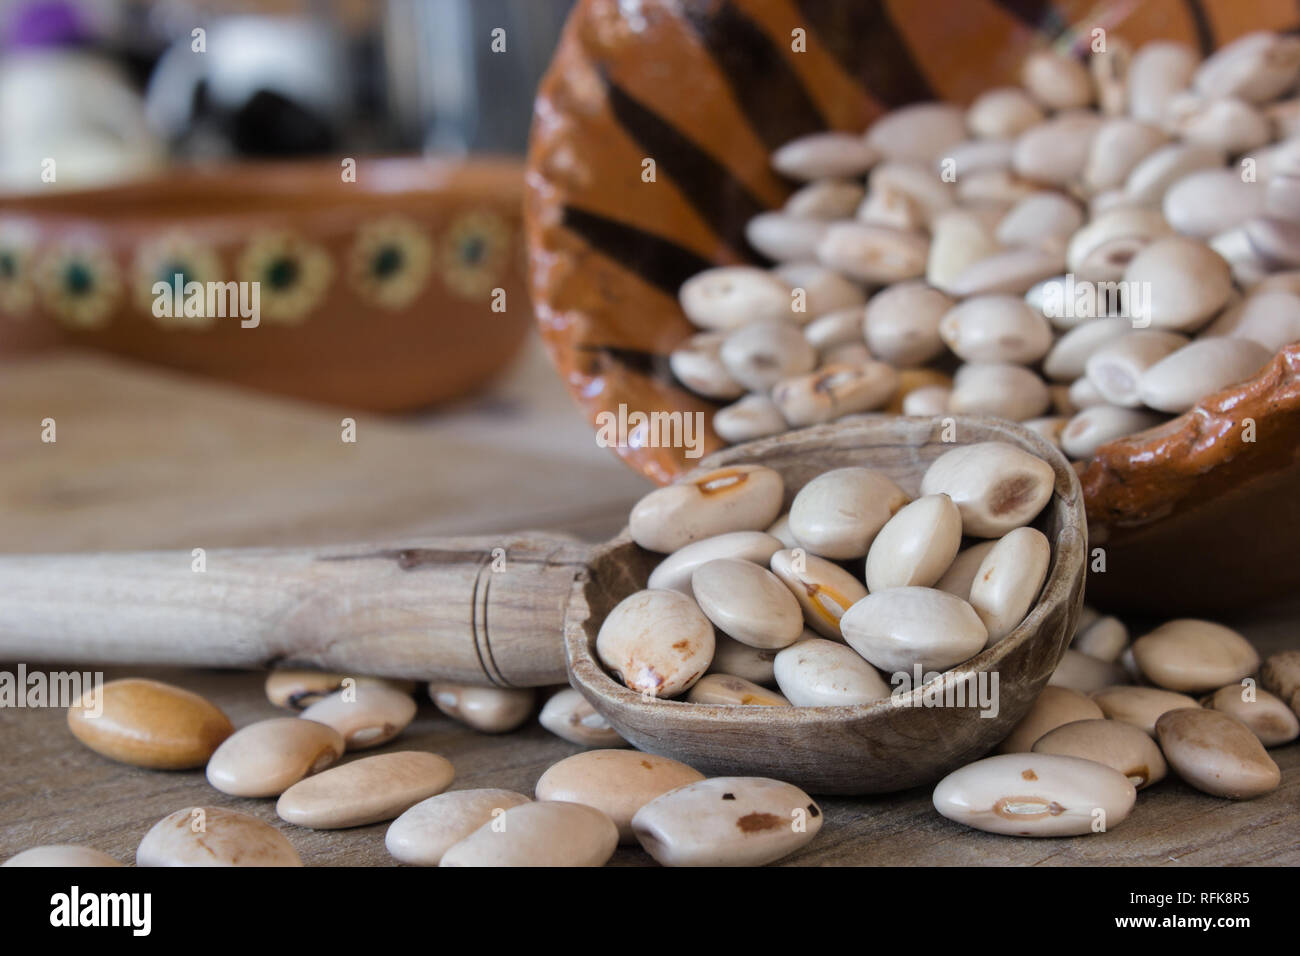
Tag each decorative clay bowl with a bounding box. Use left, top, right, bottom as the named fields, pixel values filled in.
left=526, top=0, right=1300, bottom=614
left=0, top=156, right=531, bottom=410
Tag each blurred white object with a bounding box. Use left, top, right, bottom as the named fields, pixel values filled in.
left=0, top=49, right=162, bottom=193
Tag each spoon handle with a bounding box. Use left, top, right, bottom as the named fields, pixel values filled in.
left=0, top=534, right=589, bottom=687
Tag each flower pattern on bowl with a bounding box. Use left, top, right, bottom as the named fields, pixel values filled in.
left=36, top=238, right=122, bottom=329
left=236, top=232, right=333, bottom=324
left=348, top=216, right=434, bottom=310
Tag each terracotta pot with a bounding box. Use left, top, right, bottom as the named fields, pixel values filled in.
left=526, top=0, right=1300, bottom=613
left=0, top=156, right=531, bottom=411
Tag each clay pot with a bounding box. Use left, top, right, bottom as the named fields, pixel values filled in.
left=525, top=0, right=1300, bottom=612
left=0, top=157, right=530, bottom=410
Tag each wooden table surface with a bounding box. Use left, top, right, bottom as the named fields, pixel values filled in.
left=1, top=343, right=1296, bottom=866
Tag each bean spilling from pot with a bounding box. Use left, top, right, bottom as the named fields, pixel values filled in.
left=672, top=30, right=1300, bottom=460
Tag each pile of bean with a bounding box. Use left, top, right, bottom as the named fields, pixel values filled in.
left=5, top=669, right=824, bottom=867
left=935, top=615, right=1296, bottom=836
left=672, top=31, right=1300, bottom=459
left=601, top=441, right=1056, bottom=706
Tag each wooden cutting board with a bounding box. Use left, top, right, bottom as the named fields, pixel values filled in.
left=0, top=348, right=1295, bottom=866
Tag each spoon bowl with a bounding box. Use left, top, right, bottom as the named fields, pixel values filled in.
left=565, top=415, right=1086, bottom=794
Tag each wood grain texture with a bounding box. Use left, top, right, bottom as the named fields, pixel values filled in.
left=1, top=657, right=1295, bottom=867
left=0, top=536, right=582, bottom=687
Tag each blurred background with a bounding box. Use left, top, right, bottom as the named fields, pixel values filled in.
left=0, top=0, right=653, bottom=555
left=1, top=0, right=576, bottom=183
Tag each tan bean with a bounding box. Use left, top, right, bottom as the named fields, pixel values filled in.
left=647, top=531, right=784, bottom=595
left=1156, top=708, right=1280, bottom=799
left=856, top=183, right=926, bottom=232
left=772, top=131, right=879, bottom=180
left=441, top=801, right=618, bottom=867
left=744, top=212, right=828, bottom=262
left=773, top=638, right=892, bottom=707
left=1127, top=41, right=1199, bottom=124
left=774, top=262, right=868, bottom=319
left=1138, top=338, right=1271, bottom=413
left=299, top=684, right=417, bottom=750
left=428, top=684, right=535, bottom=734
left=1048, top=649, right=1127, bottom=694
left=939, top=295, right=1052, bottom=364
left=840, top=587, right=987, bottom=673
left=713, top=394, right=787, bottom=444
left=1162, top=93, right=1270, bottom=155
left=932, top=753, right=1135, bottom=836
left=1084, top=118, right=1168, bottom=193
left=770, top=548, right=867, bottom=640
left=1085, top=330, right=1189, bottom=406
left=784, top=178, right=865, bottom=219
left=788, top=467, right=910, bottom=559
left=1092, top=685, right=1200, bottom=736
left=967, top=87, right=1044, bottom=139
left=926, top=207, right=1001, bottom=292
left=968, top=526, right=1050, bottom=645
left=816, top=222, right=929, bottom=284
left=1071, top=616, right=1129, bottom=663
left=948, top=362, right=1051, bottom=421
left=1012, top=111, right=1102, bottom=187
left=720, top=320, right=816, bottom=392
left=1043, top=319, right=1131, bottom=381
left=996, top=685, right=1104, bottom=754
left=1131, top=619, right=1260, bottom=693
left=538, top=688, right=626, bottom=748
left=864, top=494, right=963, bottom=592
left=535, top=750, right=704, bottom=843
left=205, top=718, right=345, bottom=798
left=1032, top=719, right=1167, bottom=789
left=1203, top=290, right=1300, bottom=352
left=1061, top=405, right=1166, bottom=459
left=595, top=589, right=715, bottom=698
left=1193, top=31, right=1300, bottom=103
left=629, top=464, right=784, bottom=553
left=919, top=441, right=1055, bottom=538
left=946, top=246, right=1066, bottom=297
left=995, top=192, right=1084, bottom=249
left=771, top=361, right=899, bottom=426
left=692, top=558, right=804, bottom=649
left=865, top=102, right=966, bottom=165
left=1202, top=685, right=1300, bottom=747
left=686, top=673, right=790, bottom=707
left=933, top=541, right=996, bottom=602
left=863, top=281, right=951, bottom=366
left=1021, top=49, right=1094, bottom=110
left=679, top=266, right=792, bottom=331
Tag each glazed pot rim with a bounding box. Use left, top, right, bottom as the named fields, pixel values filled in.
left=0, top=154, right=524, bottom=211
left=564, top=414, right=1086, bottom=727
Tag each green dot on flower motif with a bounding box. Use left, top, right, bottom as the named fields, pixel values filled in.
left=266, top=257, right=299, bottom=290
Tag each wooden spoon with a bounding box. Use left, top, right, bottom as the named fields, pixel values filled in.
left=0, top=417, right=1084, bottom=793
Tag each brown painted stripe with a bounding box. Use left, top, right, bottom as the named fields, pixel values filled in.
left=576, top=344, right=677, bottom=382
left=1182, top=0, right=1217, bottom=55
left=682, top=0, right=828, bottom=150
left=560, top=205, right=715, bottom=298
left=793, top=0, right=935, bottom=108
left=603, top=77, right=769, bottom=261
left=986, top=0, right=1069, bottom=37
